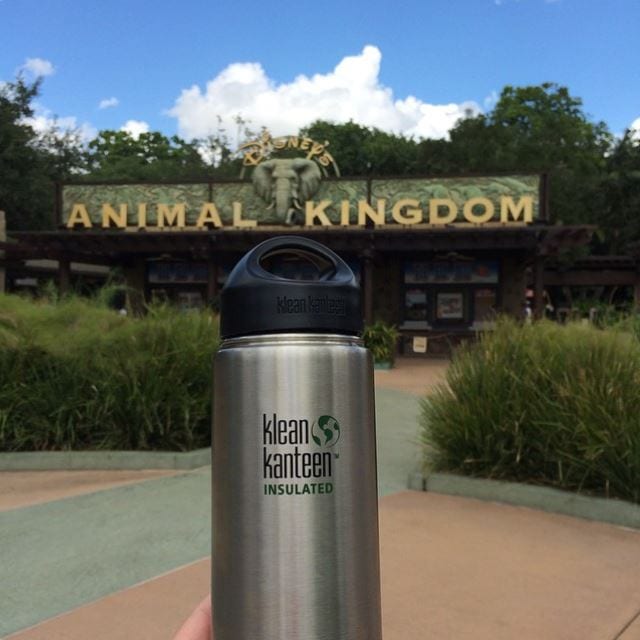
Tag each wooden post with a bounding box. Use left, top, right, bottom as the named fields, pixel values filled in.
left=499, top=253, right=527, bottom=318
left=362, top=254, right=374, bottom=326
left=123, top=259, right=147, bottom=315
left=58, top=258, right=71, bottom=295
left=0, top=210, right=5, bottom=294
left=533, top=255, right=545, bottom=320
left=207, top=259, right=218, bottom=308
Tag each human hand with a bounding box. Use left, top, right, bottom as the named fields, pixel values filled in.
left=173, top=595, right=212, bottom=640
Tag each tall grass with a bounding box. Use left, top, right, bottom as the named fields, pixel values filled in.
left=420, top=318, right=640, bottom=502
left=0, top=293, right=219, bottom=451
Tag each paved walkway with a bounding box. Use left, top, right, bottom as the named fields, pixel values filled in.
left=3, top=359, right=640, bottom=639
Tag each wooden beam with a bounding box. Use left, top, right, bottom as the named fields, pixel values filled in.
left=543, top=270, right=638, bottom=286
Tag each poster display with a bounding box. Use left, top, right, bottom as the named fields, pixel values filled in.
left=405, top=288, right=428, bottom=321
left=404, top=260, right=498, bottom=284
left=436, top=292, right=465, bottom=320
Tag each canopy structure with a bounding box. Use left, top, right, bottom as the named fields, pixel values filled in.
left=6, top=223, right=593, bottom=262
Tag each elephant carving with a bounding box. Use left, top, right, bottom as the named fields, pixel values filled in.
left=252, top=158, right=322, bottom=225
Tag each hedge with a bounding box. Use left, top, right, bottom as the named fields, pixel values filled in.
left=420, top=318, right=640, bottom=503
left=0, top=294, right=218, bottom=451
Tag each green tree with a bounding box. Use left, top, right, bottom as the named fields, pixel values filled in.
left=85, top=130, right=208, bottom=180
left=199, top=132, right=244, bottom=179
left=84, top=128, right=246, bottom=181
left=301, top=121, right=420, bottom=176
left=0, top=77, right=81, bottom=229
left=598, top=130, right=640, bottom=254
left=436, top=83, right=612, bottom=226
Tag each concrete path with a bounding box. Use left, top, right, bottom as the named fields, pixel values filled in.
left=0, top=380, right=428, bottom=638
left=0, top=470, right=179, bottom=511
left=8, top=492, right=640, bottom=640
left=4, top=358, right=640, bottom=639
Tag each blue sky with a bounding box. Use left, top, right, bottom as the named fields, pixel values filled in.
left=1, top=0, right=638, bottom=144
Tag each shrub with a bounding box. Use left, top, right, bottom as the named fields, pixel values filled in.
left=614, top=314, right=640, bottom=343
left=363, top=321, right=399, bottom=365
left=420, top=317, right=640, bottom=503
left=0, top=294, right=219, bottom=451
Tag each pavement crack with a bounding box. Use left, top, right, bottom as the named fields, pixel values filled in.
left=613, top=605, right=640, bottom=639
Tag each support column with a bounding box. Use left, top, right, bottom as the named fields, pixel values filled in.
left=123, top=258, right=146, bottom=315
left=0, top=210, right=5, bottom=294
left=362, top=253, right=374, bottom=326
left=533, top=255, right=545, bottom=320
left=498, top=253, right=527, bottom=318
left=58, top=259, right=71, bottom=296
left=207, top=259, right=219, bottom=308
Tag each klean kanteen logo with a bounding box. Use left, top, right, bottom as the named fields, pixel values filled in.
left=262, top=413, right=340, bottom=497
left=312, top=415, right=340, bottom=447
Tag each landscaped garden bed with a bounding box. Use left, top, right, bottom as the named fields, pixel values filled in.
left=420, top=317, right=640, bottom=503
left=0, top=293, right=218, bottom=452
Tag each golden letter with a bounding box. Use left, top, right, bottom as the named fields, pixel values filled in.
left=463, top=197, right=495, bottom=224
left=305, top=201, right=333, bottom=226
left=157, top=204, right=186, bottom=228
left=137, top=203, right=147, bottom=228
left=429, top=198, right=457, bottom=224
left=500, top=196, right=533, bottom=223
left=358, top=199, right=386, bottom=226
left=66, top=204, right=92, bottom=229
left=308, top=140, right=326, bottom=160
left=392, top=198, right=422, bottom=225
left=340, top=200, right=351, bottom=226
left=102, top=204, right=127, bottom=229
left=196, top=203, right=223, bottom=228
left=242, top=150, right=262, bottom=166
left=232, top=202, right=257, bottom=228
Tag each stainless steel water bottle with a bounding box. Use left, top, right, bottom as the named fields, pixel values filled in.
left=212, top=236, right=382, bottom=640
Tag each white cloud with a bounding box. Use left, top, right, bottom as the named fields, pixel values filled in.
left=630, top=117, right=640, bottom=141
left=24, top=104, right=96, bottom=143
left=99, top=97, right=119, bottom=109
left=121, top=119, right=150, bottom=138
left=168, top=45, right=480, bottom=145
left=21, top=57, right=55, bottom=77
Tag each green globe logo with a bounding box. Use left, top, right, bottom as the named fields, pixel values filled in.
left=311, top=415, right=341, bottom=447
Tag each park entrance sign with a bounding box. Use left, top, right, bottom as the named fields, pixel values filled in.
left=61, top=132, right=542, bottom=230
left=62, top=176, right=542, bottom=230
left=63, top=174, right=541, bottom=230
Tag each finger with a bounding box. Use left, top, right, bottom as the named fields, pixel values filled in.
left=172, top=595, right=212, bottom=640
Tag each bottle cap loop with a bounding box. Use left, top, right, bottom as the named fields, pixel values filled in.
left=220, top=236, right=362, bottom=339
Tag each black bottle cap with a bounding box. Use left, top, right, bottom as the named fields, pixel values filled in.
left=220, top=236, right=362, bottom=339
